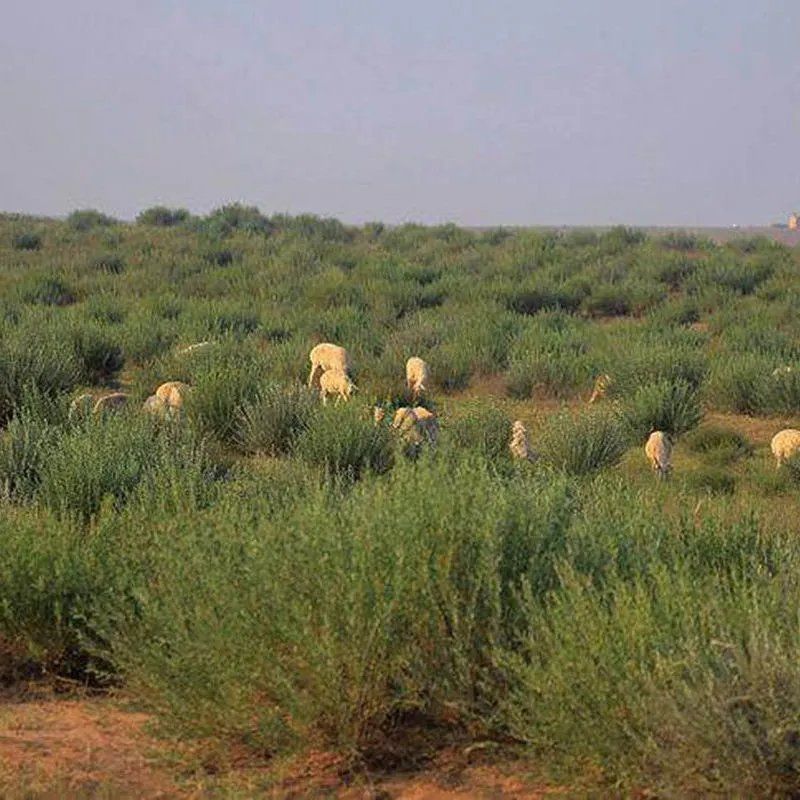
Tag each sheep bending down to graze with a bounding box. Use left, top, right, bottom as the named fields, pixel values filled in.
left=155, top=381, right=190, bottom=409
left=645, top=430, right=673, bottom=479
left=589, top=373, right=613, bottom=404
left=69, top=393, right=94, bottom=421
left=392, top=406, right=439, bottom=448
left=771, top=428, right=800, bottom=468
left=405, top=356, right=430, bottom=402
left=308, top=343, right=352, bottom=389
left=319, top=369, right=356, bottom=404
left=373, top=406, right=386, bottom=426
left=143, top=394, right=169, bottom=416
left=93, top=392, right=130, bottom=415
left=509, top=420, right=537, bottom=462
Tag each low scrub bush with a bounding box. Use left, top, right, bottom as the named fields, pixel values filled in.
left=446, top=404, right=512, bottom=463
left=537, top=407, right=627, bottom=475
left=293, top=403, right=393, bottom=481
left=88, top=254, right=125, bottom=274
left=136, top=206, right=191, bottom=227
left=685, top=425, right=752, bottom=460
left=623, top=379, right=703, bottom=441
left=11, top=232, right=42, bottom=251
left=235, top=383, right=317, bottom=456
left=67, top=209, right=117, bottom=231
left=17, top=275, right=75, bottom=306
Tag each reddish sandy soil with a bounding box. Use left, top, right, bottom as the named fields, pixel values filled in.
left=0, top=693, right=561, bottom=799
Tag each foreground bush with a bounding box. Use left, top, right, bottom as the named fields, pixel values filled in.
left=623, top=379, right=703, bottom=441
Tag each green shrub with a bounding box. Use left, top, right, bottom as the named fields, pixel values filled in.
left=685, top=425, right=752, bottom=460
left=685, top=465, right=736, bottom=495
left=538, top=407, right=627, bottom=475
left=17, top=275, right=75, bottom=306
left=623, top=379, right=703, bottom=441
left=201, top=203, right=272, bottom=237
left=136, top=206, right=191, bottom=227
left=71, top=324, right=124, bottom=381
left=67, top=209, right=117, bottom=231
left=88, top=254, right=125, bottom=274
left=447, top=404, right=512, bottom=463
left=293, top=403, right=393, bottom=481
left=705, top=356, right=770, bottom=415
left=12, top=232, right=42, bottom=251
left=235, top=383, right=317, bottom=456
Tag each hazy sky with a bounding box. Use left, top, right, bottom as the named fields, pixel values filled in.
left=2, top=1, right=798, bottom=225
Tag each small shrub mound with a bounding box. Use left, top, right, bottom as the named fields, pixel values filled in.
left=448, top=405, right=512, bottom=463
left=235, top=384, right=317, bottom=456
left=538, top=407, right=627, bottom=475
left=685, top=465, right=736, bottom=495
left=67, top=209, right=117, bottom=231
left=623, top=379, right=703, bottom=442
left=88, top=254, right=125, bottom=274
left=136, top=206, right=191, bottom=227
left=12, top=232, right=42, bottom=251
left=293, top=403, right=393, bottom=480
left=685, top=425, right=752, bottom=460
left=17, top=276, right=74, bottom=306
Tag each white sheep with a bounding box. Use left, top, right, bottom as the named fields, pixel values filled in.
left=319, top=368, right=356, bottom=404
left=142, top=394, right=169, bottom=416
left=93, top=392, right=130, bottom=415
left=589, top=374, right=613, bottom=404
left=373, top=406, right=387, bottom=426
left=405, top=356, right=430, bottom=402
left=68, top=393, right=94, bottom=421
left=509, top=420, right=537, bottom=462
left=179, top=341, right=213, bottom=356
left=308, top=343, right=352, bottom=389
left=771, top=429, right=800, bottom=468
left=645, top=430, right=673, bottom=479
left=392, top=406, right=439, bottom=447
left=772, top=366, right=794, bottom=378
left=155, top=381, right=190, bottom=409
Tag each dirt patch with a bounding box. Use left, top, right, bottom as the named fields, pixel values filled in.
left=704, top=412, right=800, bottom=448
left=0, top=695, right=179, bottom=799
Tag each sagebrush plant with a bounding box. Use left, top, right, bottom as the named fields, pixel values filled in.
left=623, top=379, right=703, bottom=442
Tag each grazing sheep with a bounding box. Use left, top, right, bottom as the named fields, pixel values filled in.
left=589, top=373, right=613, bottom=404
left=770, top=428, right=800, bottom=468
left=509, top=420, right=537, bottom=462
left=392, top=406, right=439, bottom=447
left=645, top=430, right=673, bottom=479
left=308, top=342, right=352, bottom=389
left=405, top=357, right=430, bottom=402
left=142, top=394, right=169, bottom=416
left=93, top=392, right=129, bottom=415
left=373, top=406, right=386, bottom=426
left=68, top=393, right=94, bottom=421
left=155, top=381, right=190, bottom=409
left=772, top=366, right=794, bottom=378
left=179, top=341, right=213, bottom=356
left=319, top=368, right=356, bottom=404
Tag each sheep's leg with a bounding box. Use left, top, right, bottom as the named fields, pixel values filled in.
left=308, top=363, right=321, bottom=389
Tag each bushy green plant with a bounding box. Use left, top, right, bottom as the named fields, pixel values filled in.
left=447, top=404, right=512, bottom=463
left=17, top=275, right=75, bottom=306
left=136, top=206, right=191, bottom=226
left=538, top=407, right=627, bottom=475
left=67, top=209, right=117, bottom=231
left=235, top=383, right=317, bottom=455
left=293, top=403, right=393, bottom=480
left=88, top=253, right=125, bottom=274
left=11, top=232, right=42, bottom=251
left=685, top=425, right=752, bottom=459
left=623, top=379, right=703, bottom=441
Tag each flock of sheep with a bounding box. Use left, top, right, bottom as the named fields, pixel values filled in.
left=68, top=341, right=800, bottom=476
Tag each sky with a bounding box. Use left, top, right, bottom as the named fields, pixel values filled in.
left=1, top=1, right=798, bottom=226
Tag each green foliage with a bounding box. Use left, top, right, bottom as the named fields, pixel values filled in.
left=235, top=383, right=317, bottom=455
left=17, top=275, right=75, bottom=306
left=685, top=425, right=753, bottom=460
left=136, top=206, right=191, bottom=226
left=447, top=403, right=512, bottom=462
left=11, top=232, right=42, bottom=251
left=67, top=209, right=117, bottom=231
left=623, top=379, right=703, bottom=441
left=538, top=407, right=627, bottom=475
left=293, top=403, right=393, bottom=481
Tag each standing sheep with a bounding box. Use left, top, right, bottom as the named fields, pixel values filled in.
left=589, top=374, right=613, bottom=404
left=645, top=430, right=673, bottom=479
left=392, top=406, right=439, bottom=447
left=509, top=420, right=537, bottom=462
left=155, top=381, right=191, bottom=409
left=308, top=343, right=352, bottom=389
left=93, top=392, right=130, bottom=415
left=405, top=357, right=430, bottom=402
left=770, top=429, right=800, bottom=468
left=143, top=394, right=169, bottom=416
left=319, top=369, right=356, bottom=405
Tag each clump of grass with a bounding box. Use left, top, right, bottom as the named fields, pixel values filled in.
left=136, top=206, right=191, bottom=227
left=293, top=403, right=393, bottom=481
left=623, top=379, right=703, bottom=442
left=17, top=275, right=75, bottom=306
left=538, top=407, right=627, bottom=475
left=12, top=232, right=42, bottom=251
left=67, top=209, right=117, bottom=231
left=685, top=465, right=737, bottom=495
left=235, top=383, right=317, bottom=456
left=88, top=254, right=125, bottom=274
left=447, top=404, right=512, bottom=463
left=685, top=425, right=752, bottom=460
